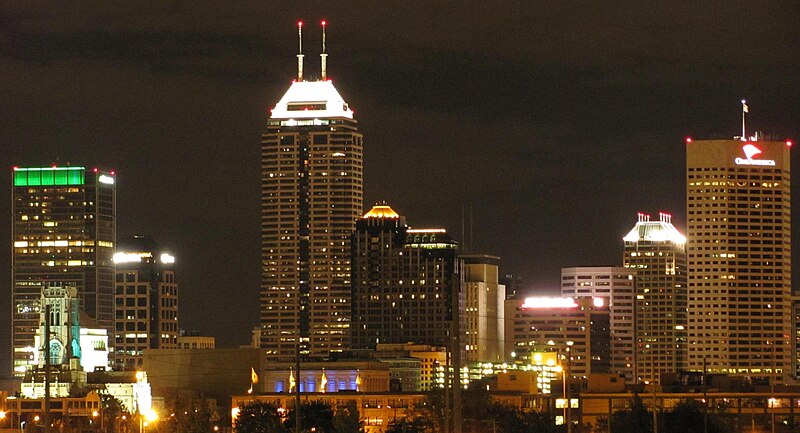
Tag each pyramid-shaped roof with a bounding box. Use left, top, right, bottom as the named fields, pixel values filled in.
left=362, top=204, right=400, bottom=219
left=270, top=80, right=354, bottom=120
left=623, top=213, right=686, bottom=244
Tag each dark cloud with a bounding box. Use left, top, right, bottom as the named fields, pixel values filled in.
left=1, top=1, right=799, bottom=372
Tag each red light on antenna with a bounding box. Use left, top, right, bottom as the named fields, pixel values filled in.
left=93, top=168, right=98, bottom=172
left=321, top=20, right=327, bottom=26
left=685, top=137, right=692, bottom=144
left=297, top=21, right=303, bottom=27
left=110, top=171, right=115, bottom=176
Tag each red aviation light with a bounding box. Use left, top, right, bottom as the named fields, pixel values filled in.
left=93, top=168, right=99, bottom=173
left=321, top=20, right=327, bottom=26
left=685, top=137, right=692, bottom=144
left=786, top=140, right=793, bottom=147
left=297, top=21, right=303, bottom=27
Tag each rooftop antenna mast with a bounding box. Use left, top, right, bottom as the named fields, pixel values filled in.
left=320, top=20, right=328, bottom=80
left=296, top=21, right=304, bottom=81
left=741, top=99, right=748, bottom=140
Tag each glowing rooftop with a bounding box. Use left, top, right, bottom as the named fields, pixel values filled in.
left=623, top=212, right=686, bottom=244
left=270, top=80, right=354, bottom=120
left=363, top=204, right=400, bottom=219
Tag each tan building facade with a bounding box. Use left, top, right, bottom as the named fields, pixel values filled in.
left=260, top=76, right=363, bottom=360
left=462, top=255, right=506, bottom=363
left=686, top=138, right=792, bottom=383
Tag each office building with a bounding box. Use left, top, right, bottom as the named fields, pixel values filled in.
left=113, top=235, right=179, bottom=370
left=350, top=204, right=460, bottom=350
left=623, top=212, right=688, bottom=384
left=561, top=267, right=636, bottom=382
left=260, top=23, right=363, bottom=359
left=375, top=343, right=447, bottom=391
left=505, top=297, right=611, bottom=378
left=686, top=138, right=792, bottom=383
left=11, top=166, right=115, bottom=375
left=177, top=335, right=215, bottom=349
left=461, top=254, right=505, bottom=363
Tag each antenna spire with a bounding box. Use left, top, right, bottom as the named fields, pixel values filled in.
left=296, top=21, right=304, bottom=81
left=741, top=99, right=748, bottom=141
left=320, top=20, right=328, bottom=80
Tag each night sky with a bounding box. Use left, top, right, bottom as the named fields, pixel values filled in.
left=2, top=2, right=799, bottom=372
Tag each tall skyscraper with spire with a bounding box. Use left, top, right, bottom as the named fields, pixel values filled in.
left=260, top=22, right=363, bottom=360
left=686, top=134, right=792, bottom=384
left=623, top=212, right=687, bottom=384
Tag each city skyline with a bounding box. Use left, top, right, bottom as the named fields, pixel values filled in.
left=1, top=2, right=799, bottom=371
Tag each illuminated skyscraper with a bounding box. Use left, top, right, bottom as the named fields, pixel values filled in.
left=623, top=212, right=687, bottom=384
left=561, top=267, right=636, bottom=383
left=462, top=255, right=505, bottom=363
left=260, top=22, right=363, bottom=359
left=350, top=204, right=460, bottom=350
left=686, top=137, right=792, bottom=384
left=113, top=235, right=179, bottom=369
left=11, top=166, right=116, bottom=375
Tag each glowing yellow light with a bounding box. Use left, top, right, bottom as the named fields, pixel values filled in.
left=363, top=205, right=400, bottom=219
left=145, top=409, right=158, bottom=422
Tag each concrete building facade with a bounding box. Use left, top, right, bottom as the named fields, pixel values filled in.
left=462, top=255, right=506, bottom=363
left=113, top=235, right=179, bottom=370
left=561, top=267, right=636, bottom=383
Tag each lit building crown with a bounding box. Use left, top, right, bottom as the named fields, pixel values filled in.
left=270, top=80, right=353, bottom=120
left=362, top=204, right=400, bottom=219
left=623, top=212, right=686, bottom=244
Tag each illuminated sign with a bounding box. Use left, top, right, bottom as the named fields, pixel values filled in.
left=13, top=167, right=85, bottom=186
left=735, top=143, right=776, bottom=166
left=160, top=253, right=175, bottom=264
left=98, top=174, right=115, bottom=185
left=521, top=297, right=578, bottom=309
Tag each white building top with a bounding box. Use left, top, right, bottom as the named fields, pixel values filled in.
left=623, top=212, right=686, bottom=244
left=270, top=80, right=354, bottom=120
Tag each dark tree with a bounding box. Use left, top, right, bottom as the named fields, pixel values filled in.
left=385, top=418, right=431, bottom=433
left=284, top=401, right=335, bottom=433
left=98, top=392, right=134, bottom=433
left=662, top=399, right=733, bottom=433
left=235, top=401, right=287, bottom=433
left=158, top=394, right=217, bottom=433
left=333, top=401, right=364, bottom=433
left=611, top=394, right=653, bottom=433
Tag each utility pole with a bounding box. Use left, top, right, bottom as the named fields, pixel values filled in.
left=295, top=340, right=301, bottom=433
left=451, top=273, right=462, bottom=433
left=43, top=304, right=51, bottom=433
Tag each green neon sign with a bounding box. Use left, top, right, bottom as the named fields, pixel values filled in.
left=13, top=167, right=86, bottom=186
